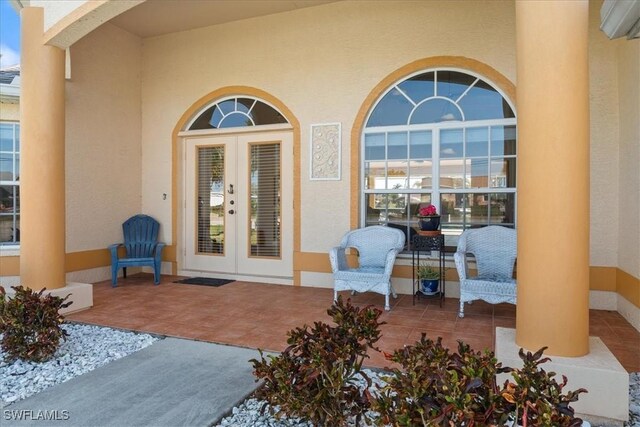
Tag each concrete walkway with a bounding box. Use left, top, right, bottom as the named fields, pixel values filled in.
left=3, top=338, right=262, bottom=427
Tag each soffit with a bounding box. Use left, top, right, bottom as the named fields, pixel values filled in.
left=109, top=0, right=339, bottom=38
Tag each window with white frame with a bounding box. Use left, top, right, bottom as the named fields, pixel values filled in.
left=362, top=69, right=517, bottom=247
left=0, top=122, right=20, bottom=245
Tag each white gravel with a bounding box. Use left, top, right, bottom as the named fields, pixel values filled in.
left=0, top=323, right=159, bottom=407
left=217, top=370, right=640, bottom=427
left=217, top=369, right=385, bottom=427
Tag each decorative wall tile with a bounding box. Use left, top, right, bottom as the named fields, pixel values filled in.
left=310, top=123, right=341, bottom=180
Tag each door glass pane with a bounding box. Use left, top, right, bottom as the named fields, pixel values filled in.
left=197, top=146, right=224, bottom=254
left=250, top=143, right=281, bottom=258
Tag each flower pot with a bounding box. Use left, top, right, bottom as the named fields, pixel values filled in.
left=420, top=278, right=439, bottom=295
left=418, top=215, right=441, bottom=231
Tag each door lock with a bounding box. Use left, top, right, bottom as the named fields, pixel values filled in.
left=228, top=209, right=235, bottom=215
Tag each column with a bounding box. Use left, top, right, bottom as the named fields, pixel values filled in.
left=20, top=8, right=66, bottom=290
left=515, top=0, right=590, bottom=356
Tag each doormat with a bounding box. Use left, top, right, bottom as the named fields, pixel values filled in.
left=173, top=277, right=235, bottom=287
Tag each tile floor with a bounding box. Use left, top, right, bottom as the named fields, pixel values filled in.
left=66, top=274, right=640, bottom=372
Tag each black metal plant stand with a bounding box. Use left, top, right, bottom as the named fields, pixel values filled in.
left=411, top=232, right=446, bottom=307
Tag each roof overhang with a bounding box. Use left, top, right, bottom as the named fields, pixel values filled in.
left=601, top=0, right=640, bottom=39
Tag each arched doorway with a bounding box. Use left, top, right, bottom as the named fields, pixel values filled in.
left=179, top=96, right=294, bottom=280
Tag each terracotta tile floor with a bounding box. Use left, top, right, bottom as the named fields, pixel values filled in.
left=67, top=274, right=640, bottom=373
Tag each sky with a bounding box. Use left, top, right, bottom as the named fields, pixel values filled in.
left=0, top=0, right=20, bottom=68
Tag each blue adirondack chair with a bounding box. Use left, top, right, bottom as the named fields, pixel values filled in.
left=109, top=214, right=166, bottom=286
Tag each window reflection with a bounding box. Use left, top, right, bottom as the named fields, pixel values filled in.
left=363, top=69, right=517, bottom=242
left=189, top=98, right=287, bottom=130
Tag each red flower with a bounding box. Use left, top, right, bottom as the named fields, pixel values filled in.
left=418, top=204, right=438, bottom=216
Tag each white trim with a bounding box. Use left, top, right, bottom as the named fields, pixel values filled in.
left=366, top=118, right=516, bottom=134
left=309, top=122, right=342, bottom=181
left=407, top=96, right=465, bottom=125
left=617, top=293, right=640, bottom=332
left=178, top=123, right=292, bottom=137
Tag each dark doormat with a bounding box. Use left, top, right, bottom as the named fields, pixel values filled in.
left=173, top=277, right=235, bottom=287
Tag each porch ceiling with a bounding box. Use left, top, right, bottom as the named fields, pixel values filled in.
left=109, top=0, right=340, bottom=38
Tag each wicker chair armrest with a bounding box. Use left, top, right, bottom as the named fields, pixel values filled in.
left=454, top=251, right=467, bottom=281
left=329, top=246, right=348, bottom=273
left=383, top=248, right=400, bottom=277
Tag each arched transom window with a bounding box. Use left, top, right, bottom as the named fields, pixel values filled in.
left=362, top=69, right=517, bottom=245
left=188, top=97, right=288, bottom=130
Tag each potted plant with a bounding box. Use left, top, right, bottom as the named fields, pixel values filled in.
left=417, top=263, right=440, bottom=295
left=417, top=204, right=441, bottom=231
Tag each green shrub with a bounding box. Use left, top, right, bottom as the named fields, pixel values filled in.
left=373, top=334, right=508, bottom=426
left=373, top=335, right=587, bottom=427
left=0, top=285, right=71, bottom=362
left=500, top=347, right=587, bottom=427
left=250, top=296, right=384, bottom=426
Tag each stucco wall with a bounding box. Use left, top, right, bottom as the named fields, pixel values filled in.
left=588, top=2, right=621, bottom=267
left=65, top=22, right=142, bottom=252
left=0, top=102, right=19, bottom=121
left=140, top=0, right=620, bottom=266
left=140, top=0, right=517, bottom=248
left=616, top=39, right=640, bottom=278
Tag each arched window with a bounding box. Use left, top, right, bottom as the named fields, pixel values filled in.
left=362, top=69, right=517, bottom=243
left=188, top=97, right=288, bottom=130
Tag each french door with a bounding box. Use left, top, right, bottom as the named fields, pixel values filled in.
left=184, top=131, right=292, bottom=279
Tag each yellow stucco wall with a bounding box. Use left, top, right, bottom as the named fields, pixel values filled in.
left=65, top=22, right=143, bottom=252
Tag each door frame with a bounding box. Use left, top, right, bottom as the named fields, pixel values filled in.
left=176, top=124, right=299, bottom=285
left=171, top=87, right=302, bottom=285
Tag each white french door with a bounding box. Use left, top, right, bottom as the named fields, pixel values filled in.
left=184, top=131, right=293, bottom=279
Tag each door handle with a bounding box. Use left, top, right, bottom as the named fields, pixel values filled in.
left=228, top=209, right=235, bottom=215
left=228, top=184, right=234, bottom=194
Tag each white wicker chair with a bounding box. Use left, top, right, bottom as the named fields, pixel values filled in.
left=454, top=225, right=517, bottom=318
left=330, top=225, right=405, bottom=311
